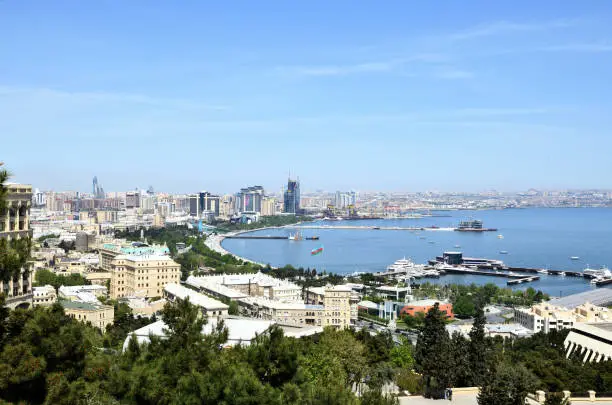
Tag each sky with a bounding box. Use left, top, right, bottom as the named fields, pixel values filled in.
left=2, top=1, right=612, bottom=194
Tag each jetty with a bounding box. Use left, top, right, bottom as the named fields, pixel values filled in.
left=507, top=276, right=540, bottom=286
left=224, top=235, right=320, bottom=240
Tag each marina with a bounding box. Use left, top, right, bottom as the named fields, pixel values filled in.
left=222, top=208, right=612, bottom=296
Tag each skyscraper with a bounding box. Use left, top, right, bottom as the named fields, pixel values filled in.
left=235, top=186, right=265, bottom=214
left=92, top=176, right=105, bottom=199
left=283, top=178, right=300, bottom=214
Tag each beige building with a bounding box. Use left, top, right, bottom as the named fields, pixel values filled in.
left=187, top=275, right=352, bottom=329
left=61, top=299, right=114, bottom=330
left=98, top=239, right=170, bottom=271
left=565, top=323, right=612, bottom=363
left=33, top=285, right=57, bottom=307
left=0, top=183, right=33, bottom=309
left=261, top=197, right=276, bottom=216
left=110, top=255, right=181, bottom=299
left=515, top=302, right=612, bottom=333
left=163, top=283, right=229, bottom=319
left=86, top=271, right=112, bottom=286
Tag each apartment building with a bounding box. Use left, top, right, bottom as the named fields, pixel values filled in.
left=163, top=283, right=229, bottom=319
left=0, top=183, right=33, bottom=309
left=98, top=239, right=170, bottom=271
left=514, top=302, right=611, bottom=333
left=110, top=254, right=181, bottom=299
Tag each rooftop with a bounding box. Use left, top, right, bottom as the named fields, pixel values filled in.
left=551, top=288, right=612, bottom=309
left=164, top=283, right=229, bottom=310
left=60, top=299, right=109, bottom=311
left=406, top=299, right=449, bottom=307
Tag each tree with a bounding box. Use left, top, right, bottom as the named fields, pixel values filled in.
left=389, top=336, right=414, bottom=369
left=415, top=303, right=452, bottom=398
left=478, top=362, right=538, bottom=405
left=544, top=392, right=571, bottom=405
left=247, top=325, right=298, bottom=387
left=468, top=302, right=490, bottom=386
left=453, top=294, right=475, bottom=318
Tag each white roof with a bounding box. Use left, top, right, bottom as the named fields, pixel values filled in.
left=164, top=283, right=229, bottom=310
left=122, top=317, right=275, bottom=350
left=405, top=299, right=448, bottom=307
left=186, top=276, right=248, bottom=299
left=358, top=300, right=380, bottom=310
left=59, top=285, right=107, bottom=296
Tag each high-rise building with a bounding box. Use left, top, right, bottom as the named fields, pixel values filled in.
left=283, top=178, right=300, bottom=214
left=125, top=192, right=140, bottom=209
left=188, top=195, right=199, bottom=216
left=335, top=191, right=357, bottom=209
left=235, top=186, right=265, bottom=214
left=199, top=191, right=220, bottom=217
left=92, top=176, right=105, bottom=199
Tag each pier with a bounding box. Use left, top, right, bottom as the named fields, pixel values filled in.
left=507, top=276, right=540, bottom=286
left=289, top=225, right=456, bottom=231
left=441, top=267, right=530, bottom=279
left=224, top=235, right=320, bottom=241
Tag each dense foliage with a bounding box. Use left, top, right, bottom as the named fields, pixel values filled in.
left=0, top=296, right=400, bottom=405
left=34, top=269, right=90, bottom=290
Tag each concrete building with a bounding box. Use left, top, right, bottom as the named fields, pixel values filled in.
left=125, top=192, right=140, bottom=209
left=75, top=231, right=96, bottom=252
left=59, top=284, right=108, bottom=302
left=98, top=239, right=170, bottom=271
left=163, top=283, right=229, bottom=319
left=565, top=323, right=612, bottom=363
left=32, top=285, right=57, bottom=307
left=187, top=272, right=302, bottom=302
left=0, top=183, right=34, bottom=309
left=400, top=299, right=455, bottom=320
left=61, top=299, right=114, bottom=330
left=306, top=285, right=360, bottom=324
left=235, top=186, right=265, bottom=214
left=110, top=254, right=181, bottom=299
left=261, top=197, right=276, bottom=216
left=514, top=302, right=612, bottom=333
left=446, top=323, right=532, bottom=339
left=186, top=275, right=352, bottom=329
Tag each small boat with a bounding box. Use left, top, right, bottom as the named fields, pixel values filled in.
left=499, top=251, right=508, bottom=254
left=497, top=234, right=504, bottom=239
left=419, top=236, right=426, bottom=240
left=537, top=269, right=549, bottom=275
left=428, top=241, right=435, bottom=244
left=570, top=256, right=580, bottom=260
left=559, top=272, right=566, bottom=277
left=454, top=245, right=461, bottom=248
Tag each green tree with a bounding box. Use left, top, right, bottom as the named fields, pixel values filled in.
left=415, top=303, right=452, bottom=398
left=247, top=325, right=299, bottom=387
left=478, top=362, right=538, bottom=405
left=453, top=294, right=476, bottom=318
left=544, top=392, right=571, bottom=405
left=389, top=336, right=414, bottom=369
left=468, top=302, right=490, bottom=386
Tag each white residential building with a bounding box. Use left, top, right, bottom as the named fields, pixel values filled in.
left=32, top=285, right=57, bottom=307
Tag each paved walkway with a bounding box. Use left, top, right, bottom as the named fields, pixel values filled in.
left=398, top=393, right=477, bottom=405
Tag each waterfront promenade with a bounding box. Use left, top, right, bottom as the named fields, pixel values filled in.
left=204, top=233, right=267, bottom=267
left=291, top=225, right=456, bottom=231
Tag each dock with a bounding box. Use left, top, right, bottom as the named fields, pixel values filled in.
left=441, top=267, right=530, bottom=279
left=507, top=276, right=540, bottom=285
left=289, top=225, right=456, bottom=231
left=224, top=235, right=319, bottom=241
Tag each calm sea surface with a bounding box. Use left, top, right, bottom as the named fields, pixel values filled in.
left=221, top=208, right=612, bottom=296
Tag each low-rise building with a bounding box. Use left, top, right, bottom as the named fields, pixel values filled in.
left=163, top=283, right=229, bottom=319
left=124, top=297, right=166, bottom=317
left=565, top=323, right=612, bottom=362
left=110, top=255, right=181, bottom=299
left=400, top=299, right=455, bottom=320
left=514, top=302, right=612, bottom=333
left=59, top=284, right=108, bottom=302
left=61, top=299, right=114, bottom=330
left=446, top=323, right=533, bottom=339
left=187, top=276, right=352, bottom=329
left=32, top=285, right=57, bottom=307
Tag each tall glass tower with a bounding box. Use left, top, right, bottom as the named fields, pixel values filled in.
left=284, top=178, right=300, bottom=214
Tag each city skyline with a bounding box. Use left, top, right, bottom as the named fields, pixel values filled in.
left=2, top=1, right=612, bottom=192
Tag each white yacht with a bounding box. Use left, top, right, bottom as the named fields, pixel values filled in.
left=583, top=266, right=612, bottom=279
left=537, top=269, right=549, bottom=275
left=497, top=234, right=504, bottom=239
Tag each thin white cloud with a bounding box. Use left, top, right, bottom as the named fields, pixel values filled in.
left=449, top=19, right=578, bottom=41
left=541, top=43, right=612, bottom=53
left=433, top=68, right=474, bottom=80
left=276, top=60, right=399, bottom=77
left=0, top=86, right=229, bottom=111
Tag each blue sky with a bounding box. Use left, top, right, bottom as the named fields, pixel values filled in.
left=2, top=1, right=612, bottom=193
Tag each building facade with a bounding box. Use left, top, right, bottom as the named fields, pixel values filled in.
left=110, top=255, right=181, bottom=299
left=283, top=178, right=300, bottom=214
left=0, top=183, right=34, bottom=309
left=514, top=302, right=611, bottom=333
left=163, top=283, right=229, bottom=319
left=565, top=323, right=612, bottom=363
left=61, top=299, right=114, bottom=330
left=235, top=186, right=265, bottom=214
left=32, top=285, right=57, bottom=307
